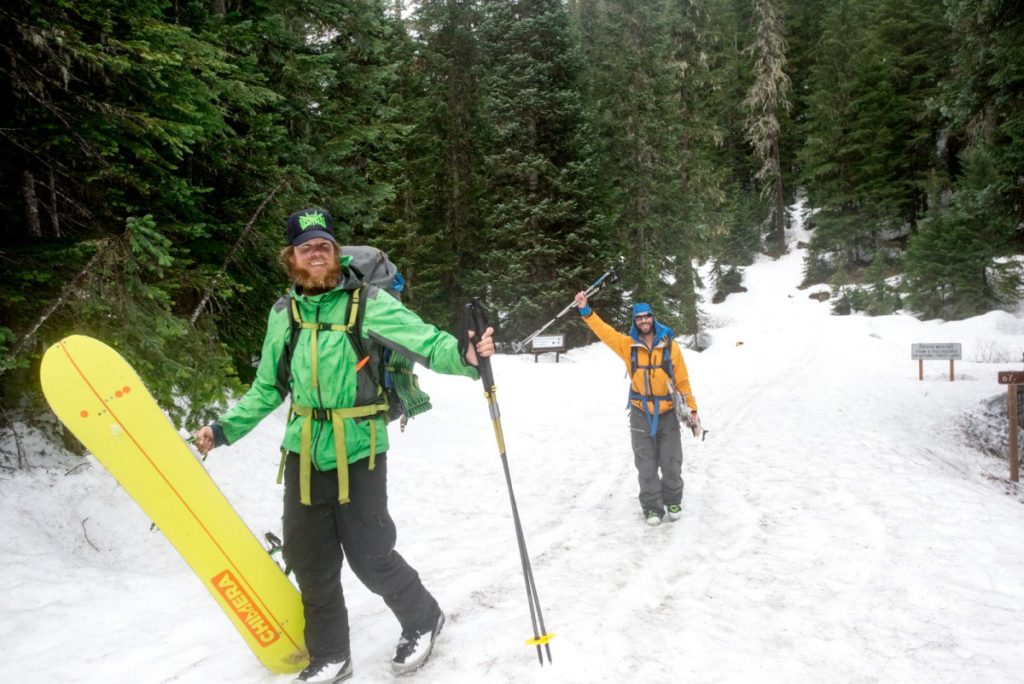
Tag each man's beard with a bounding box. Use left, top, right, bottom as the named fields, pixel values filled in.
left=287, top=256, right=341, bottom=295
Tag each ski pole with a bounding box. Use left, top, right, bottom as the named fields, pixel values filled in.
left=466, top=297, right=554, bottom=665
left=511, top=270, right=617, bottom=352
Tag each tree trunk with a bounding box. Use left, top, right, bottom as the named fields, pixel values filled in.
left=210, top=0, right=226, bottom=17
left=679, top=248, right=699, bottom=336
left=772, top=136, right=785, bottom=254
left=48, top=167, right=60, bottom=238
left=527, top=115, right=538, bottom=192
left=22, top=170, right=41, bottom=238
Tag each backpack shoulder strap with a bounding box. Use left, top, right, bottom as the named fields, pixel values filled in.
left=344, top=285, right=369, bottom=367
left=661, top=335, right=675, bottom=380
left=274, top=296, right=302, bottom=400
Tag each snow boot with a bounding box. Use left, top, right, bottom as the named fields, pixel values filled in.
left=392, top=611, right=445, bottom=674
left=294, top=656, right=353, bottom=683
left=644, top=510, right=663, bottom=527
left=666, top=504, right=682, bottom=522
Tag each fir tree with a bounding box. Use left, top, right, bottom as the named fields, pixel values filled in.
left=903, top=147, right=1022, bottom=319
left=943, top=0, right=1024, bottom=230
left=0, top=0, right=273, bottom=425
left=407, top=0, right=486, bottom=327
left=797, top=0, right=948, bottom=278
left=574, top=0, right=701, bottom=333
left=475, top=0, right=610, bottom=345
left=742, top=0, right=790, bottom=255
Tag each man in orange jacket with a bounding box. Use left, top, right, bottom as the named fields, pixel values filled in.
left=575, top=291, right=699, bottom=526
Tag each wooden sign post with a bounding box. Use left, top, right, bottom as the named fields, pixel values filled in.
left=911, top=342, right=962, bottom=381
left=998, top=370, right=1024, bottom=482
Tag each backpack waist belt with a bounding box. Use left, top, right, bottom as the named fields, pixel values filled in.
left=628, top=390, right=673, bottom=437
left=628, top=391, right=672, bottom=407
left=285, top=401, right=388, bottom=505
left=628, top=391, right=673, bottom=415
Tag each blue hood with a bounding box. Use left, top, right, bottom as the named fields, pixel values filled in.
left=629, top=303, right=674, bottom=343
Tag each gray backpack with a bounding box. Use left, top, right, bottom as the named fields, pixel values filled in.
left=341, top=246, right=405, bottom=300
left=339, top=246, right=428, bottom=427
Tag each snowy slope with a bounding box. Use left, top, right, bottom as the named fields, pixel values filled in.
left=3, top=211, right=1024, bottom=684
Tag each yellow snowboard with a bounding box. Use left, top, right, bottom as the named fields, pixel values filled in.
left=40, top=335, right=308, bottom=673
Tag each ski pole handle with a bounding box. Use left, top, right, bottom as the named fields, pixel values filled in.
left=466, top=298, right=496, bottom=389
left=585, top=270, right=616, bottom=295
left=553, top=270, right=616, bottom=319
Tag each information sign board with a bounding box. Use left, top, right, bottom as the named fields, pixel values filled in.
left=911, top=343, right=962, bottom=360
left=531, top=335, right=565, bottom=350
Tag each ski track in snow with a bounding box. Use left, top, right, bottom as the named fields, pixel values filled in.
left=3, top=208, right=1024, bottom=683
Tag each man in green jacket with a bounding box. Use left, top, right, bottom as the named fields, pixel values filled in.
left=193, top=207, right=494, bottom=684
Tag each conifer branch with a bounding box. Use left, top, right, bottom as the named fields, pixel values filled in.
left=188, top=179, right=288, bottom=327
left=2, top=241, right=110, bottom=376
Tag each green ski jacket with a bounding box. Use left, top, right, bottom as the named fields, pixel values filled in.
left=216, top=258, right=478, bottom=472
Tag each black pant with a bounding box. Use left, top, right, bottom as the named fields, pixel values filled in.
left=282, top=452, right=440, bottom=660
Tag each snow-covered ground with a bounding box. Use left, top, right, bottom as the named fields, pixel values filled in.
left=3, top=210, right=1024, bottom=683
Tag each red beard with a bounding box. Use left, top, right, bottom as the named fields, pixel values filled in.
left=287, top=256, right=341, bottom=294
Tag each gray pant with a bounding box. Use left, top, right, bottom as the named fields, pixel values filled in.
left=629, top=406, right=684, bottom=514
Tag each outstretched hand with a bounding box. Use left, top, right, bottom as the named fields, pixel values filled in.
left=192, top=425, right=214, bottom=455
left=574, top=291, right=589, bottom=309
left=464, top=326, right=495, bottom=367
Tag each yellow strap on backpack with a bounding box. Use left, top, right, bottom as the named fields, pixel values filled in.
left=285, top=289, right=387, bottom=504
left=288, top=403, right=388, bottom=505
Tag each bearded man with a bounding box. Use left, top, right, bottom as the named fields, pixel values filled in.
left=574, top=290, right=700, bottom=527
left=194, top=207, right=494, bottom=683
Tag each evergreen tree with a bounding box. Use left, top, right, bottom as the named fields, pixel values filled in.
left=797, top=0, right=948, bottom=279
left=5, top=0, right=1023, bottom=453
left=796, top=0, right=877, bottom=273
left=780, top=0, right=829, bottom=184
left=363, top=5, right=435, bottom=324
left=574, top=0, right=701, bottom=333
left=862, top=255, right=901, bottom=316
left=688, top=0, right=763, bottom=305
left=407, top=0, right=486, bottom=327
left=0, top=0, right=404, bottom=428
left=664, top=0, right=734, bottom=332
left=943, top=0, right=1024, bottom=230
left=742, top=0, right=790, bottom=255
left=0, top=0, right=276, bottom=425
left=474, top=0, right=610, bottom=345
left=903, top=147, right=1022, bottom=318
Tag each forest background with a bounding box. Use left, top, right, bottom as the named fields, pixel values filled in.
left=1, top=0, right=1022, bottom=438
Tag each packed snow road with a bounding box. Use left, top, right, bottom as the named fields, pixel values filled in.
left=3, top=223, right=1024, bottom=683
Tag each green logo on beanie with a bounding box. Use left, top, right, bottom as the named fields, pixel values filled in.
left=298, top=211, right=327, bottom=231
